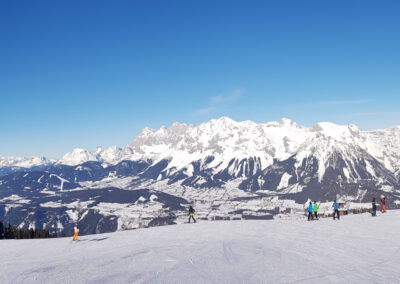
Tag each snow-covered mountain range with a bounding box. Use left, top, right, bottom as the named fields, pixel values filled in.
left=4, top=117, right=400, bottom=187
left=1, top=117, right=400, bottom=235
left=0, top=156, right=53, bottom=168
left=6, top=117, right=400, bottom=178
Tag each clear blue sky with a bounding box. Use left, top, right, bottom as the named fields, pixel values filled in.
left=1, top=0, right=399, bottom=158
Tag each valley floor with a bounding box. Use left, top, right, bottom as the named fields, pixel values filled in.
left=1, top=211, right=400, bottom=283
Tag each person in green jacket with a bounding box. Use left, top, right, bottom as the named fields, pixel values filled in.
left=188, top=206, right=196, bottom=223
left=313, top=201, right=319, bottom=220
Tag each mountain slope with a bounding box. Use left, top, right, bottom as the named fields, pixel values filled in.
left=2, top=212, right=400, bottom=284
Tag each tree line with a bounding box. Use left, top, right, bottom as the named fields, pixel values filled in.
left=0, top=221, right=57, bottom=239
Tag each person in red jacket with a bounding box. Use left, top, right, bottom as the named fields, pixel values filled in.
left=380, top=194, right=386, bottom=213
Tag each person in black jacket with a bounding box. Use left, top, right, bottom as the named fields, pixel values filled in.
left=188, top=206, right=196, bottom=223
left=371, top=198, right=377, bottom=216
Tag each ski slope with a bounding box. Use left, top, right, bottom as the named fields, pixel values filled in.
left=2, top=211, right=400, bottom=283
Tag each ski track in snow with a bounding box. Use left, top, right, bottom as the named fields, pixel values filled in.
left=2, top=211, right=400, bottom=284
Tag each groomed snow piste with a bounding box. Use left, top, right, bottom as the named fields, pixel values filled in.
left=1, top=211, right=400, bottom=284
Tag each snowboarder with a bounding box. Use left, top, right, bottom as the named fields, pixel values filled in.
left=332, top=200, right=340, bottom=220
left=313, top=201, right=319, bottom=220
left=380, top=194, right=386, bottom=213
left=307, top=201, right=313, bottom=221
left=371, top=198, right=377, bottom=217
left=188, top=206, right=196, bottom=223
left=73, top=225, right=79, bottom=241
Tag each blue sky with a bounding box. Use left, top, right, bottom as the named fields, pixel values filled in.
left=1, top=0, right=399, bottom=158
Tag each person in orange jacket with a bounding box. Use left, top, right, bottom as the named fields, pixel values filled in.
left=380, top=195, right=386, bottom=213
left=73, top=225, right=79, bottom=241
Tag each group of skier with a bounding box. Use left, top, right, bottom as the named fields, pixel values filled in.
left=371, top=194, right=387, bottom=216
left=307, top=200, right=339, bottom=221
left=306, top=194, right=387, bottom=222
left=70, top=195, right=389, bottom=240
left=307, top=201, right=319, bottom=221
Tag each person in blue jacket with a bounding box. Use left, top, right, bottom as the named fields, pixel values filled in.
left=307, top=201, right=313, bottom=221
left=332, top=200, right=340, bottom=220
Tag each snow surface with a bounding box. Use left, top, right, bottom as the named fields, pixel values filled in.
left=2, top=211, right=400, bottom=283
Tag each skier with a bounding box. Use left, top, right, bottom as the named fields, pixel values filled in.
left=371, top=198, right=377, bottom=217
left=332, top=200, right=340, bottom=220
left=380, top=194, right=386, bottom=213
left=313, top=201, right=319, bottom=220
left=73, top=225, right=79, bottom=241
left=307, top=201, right=313, bottom=221
left=188, top=206, right=196, bottom=223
